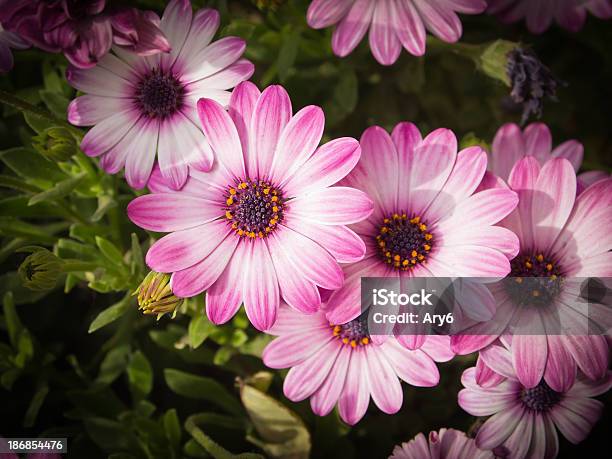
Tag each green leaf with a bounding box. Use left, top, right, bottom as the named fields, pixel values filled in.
left=240, top=384, right=311, bottom=459
left=2, top=292, right=22, bottom=347
left=39, top=90, right=70, bottom=117
left=91, top=194, right=117, bottom=222
left=163, top=409, right=182, bottom=452
left=277, top=28, right=301, bottom=82
left=23, top=383, right=49, bottom=427
left=129, top=233, right=145, bottom=276
left=127, top=351, right=153, bottom=400
left=188, top=315, right=214, bottom=349
left=28, top=173, right=86, bottom=205
left=0, top=217, right=60, bottom=243
left=95, top=236, right=125, bottom=266
left=185, top=415, right=263, bottom=459
left=96, top=344, right=131, bottom=386
left=164, top=369, right=243, bottom=417
left=0, top=147, right=66, bottom=183
left=88, top=294, right=132, bottom=333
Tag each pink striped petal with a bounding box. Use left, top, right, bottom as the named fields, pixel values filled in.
left=506, top=156, right=540, bottom=249
left=383, top=339, right=440, bottom=386
left=285, top=217, right=365, bottom=263
left=206, top=241, right=248, bottom=325
left=338, top=351, right=371, bottom=425
left=180, top=37, right=247, bottom=83
left=441, top=225, right=519, bottom=259
left=242, top=241, right=279, bottom=331
left=228, top=81, right=260, bottom=157
left=66, top=65, right=132, bottom=97
left=369, top=0, right=402, bottom=65
left=392, top=122, right=423, bottom=211
left=146, top=220, right=230, bottom=272
left=551, top=140, right=583, bottom=172
left=273, top=226, right=344, bottom=290
left=172, top=8, right=219, bottom=72
left=68, top=95, right=128, bottom=126
left=307, top=0, right=353, bottom=28
left=268, top=233, right=321, bottom=314
left=426, top=146, right=488, bottom=222
left=270, top=105, right=325, bottom=184
left=185, top=59, right=254, bottom=93
left=289, top=187, right=374, bottom=225
left=550, top=398, right=602, bottom=444
left=490, top=123, right=525, bottom=181
left=414, top=0, right=462, bottom=42
left=364, top=345, right=403, bottom=413
left=531, top=158, right=576, bottom=253
left=124, top=117, right=160, bottom=189
left=284, top=341, right=341, bottom=401
left=392, top=0, right=426, bottom=56
left=561, top=335, right=608, bottom=381
left=197, top=98, right=245, bottom=180
left=512, top=334, right=547, bottom=389
left=524, top=122, right=552, bottom=161
left=248, top=85, right=292, bottom=178
left=127, top=194, right=220, bottom=231
left=310, top=345, right=351, bottom=416
left=263, top=328, right=333, bottom=369
left=158, top=0, right=192, bottom=70
left=544, top=335, right=576, bottom=392
left=80, top=108, right=140, bottom=158
left=475, top=404, right=524, bottom=449
left=331, top=0, right=376, bottom=57
left=475, top=356, right=506, bottom=388
left=282, top=137, right=361, bottom=197
left=171, top=234, right=238, bottom=297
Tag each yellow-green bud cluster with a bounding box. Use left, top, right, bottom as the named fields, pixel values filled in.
left=134, top=271, right=183, bottom=320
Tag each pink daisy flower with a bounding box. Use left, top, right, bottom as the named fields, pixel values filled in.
left=0, top=23, right=29, bottom=73
left=459, top=342, right=612, bottom=459
left=128, top=82, right=374, bottom=331
left=306, top=0, right=487, bottom=65
left=324, top=122, right=519, bottom=329
left=389, top=428, right=494, bottom=459
left=66, top=0, right=254, bottom=189
left=488, top=0, right=612, bottom=34
left=453, top=158, right=611, bottom=391
left=577, top=170, right=610, bottom=194
left=262, top=304, right=454, bottom=425
left=486, top=122, right=583, bottom=185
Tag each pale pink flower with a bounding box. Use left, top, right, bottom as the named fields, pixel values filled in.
left=389, top=428, right=494, bottom=459
left=453, top=158, right=611, bottom=391
left=306, top=0, right=487, bottom=65
left=488, top=0, right=612, bottom=34
left=262, top=304, right=454, bottom=425
left=324, top=122, right=519, bottom=332
left=67, top=0, right=253, bottom=189
left=128, top=82, right=373, bottom=331
left=459, top=341, right=612, bottom=459
left=0, top=23, right=29, bottom=73
left=486, top=122, right=583, bottom=184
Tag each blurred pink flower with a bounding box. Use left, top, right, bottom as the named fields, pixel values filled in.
left=306, top=0, right=486, bottom=65
left=129, top=82, right=373, bottom=331
left=577, top=170, right=610, bottom=194
left=324, top=122, right=519, bottom=331
left=262, top=304, right=453, bottom=425
left=67, top=0, right=253, bottom=189
left=0, top=23, right=29, bottom=73
left=389, top=428, right=494, bottom=459
left=453, top=158, right=611, bottom=391
left=459, top=341, right=612, bottom=459
left=488, top=0, right=612, bottom=34
left=0, top=0, right=170, bottom=69
left=486, top=122, right=583, bottom=184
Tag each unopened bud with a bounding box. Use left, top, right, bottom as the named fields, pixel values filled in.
left=18, top=248, right=62, bottom=291
left=478, top=39, right=517, bottom=86
left=134, top=271, right=183, bottom=319
left=33, top=126, right=77, bottom=161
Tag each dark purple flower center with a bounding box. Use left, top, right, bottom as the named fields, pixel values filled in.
left=506, top=252, right=562, bottom=306
left=224, top=180, right=284, bottom=238
left=331, top=314, right=370, bottom=348
left=520, top=381, right=561, bottom=411
left=375, top=213, right=433, bottom=270
left=135, top=69, right=184, bottom=119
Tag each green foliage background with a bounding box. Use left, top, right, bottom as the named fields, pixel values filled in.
left=0, top=1, right=610, bottom=458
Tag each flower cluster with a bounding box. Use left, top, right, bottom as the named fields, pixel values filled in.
left=2, top=0, right=610, bottom=458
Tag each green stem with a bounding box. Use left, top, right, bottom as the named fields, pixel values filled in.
left=0, top=89, right=82, bottom=137
left=61, top=260, right=100, bottom=272
left=426, top=36, right=482, bottom=62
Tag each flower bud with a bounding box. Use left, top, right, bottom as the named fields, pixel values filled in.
left=33, top=126, right=77, bottom=161
left=134, top=271, right=183, bottom=319
left=18, top=248, right=62, bottom=291
left=478, top=39, right=517, bottom=86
